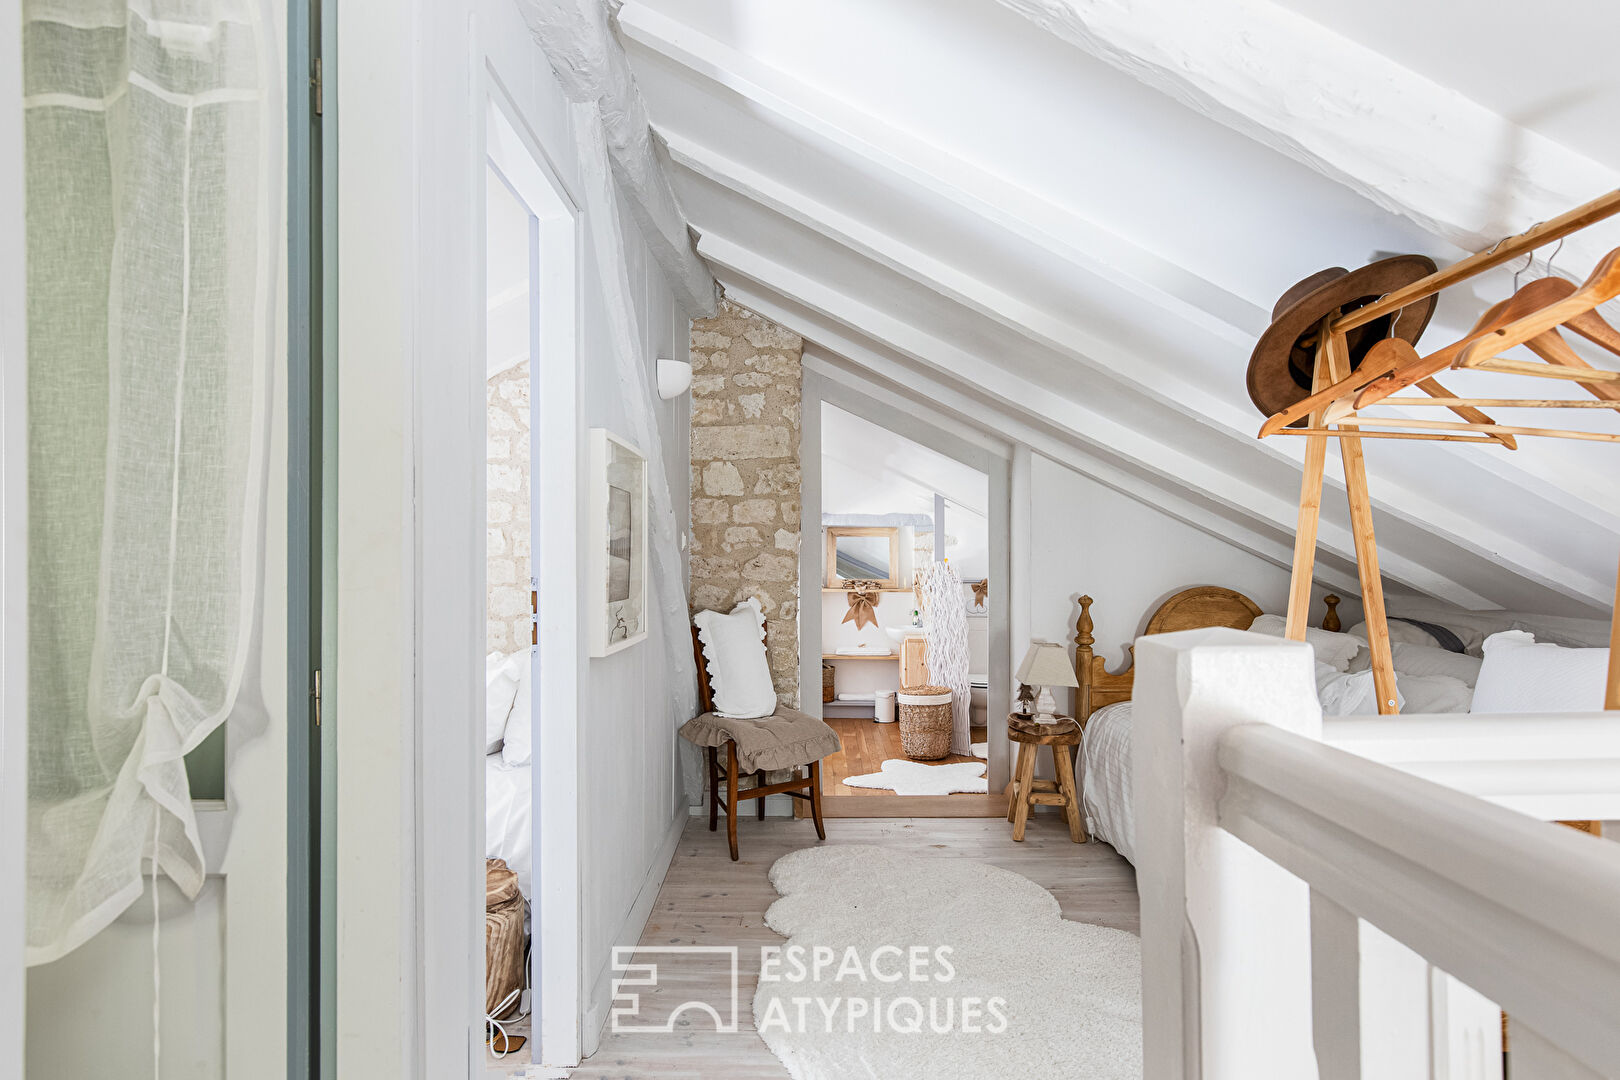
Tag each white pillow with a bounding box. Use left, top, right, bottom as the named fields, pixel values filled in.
left=1470, top=630, right=1611, bottom=714
left=1390, top=643, right=1483, bottom=687
left=1316, top=667, right=1404, bottom=716
left=1347, top=619, right=1442, bottom=650
left=1394, top=674, right=1474, bottom=715
left=694, top=598, right=778, bottom=719
left=485, top=651, right=522, bottom=754
left=1249, top=613, right=1364, bottom=672
left=501, top=654, right=533, bottom=766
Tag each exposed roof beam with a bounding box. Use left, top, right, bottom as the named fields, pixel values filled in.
left=667, top=137, right=1620, bottom=542
left=623, top=10, right=1617, bottom=607
left=704, top=242, right=1495, bottom=604
left=514, top=0, right=717, bottom=315
left=703, top=219, right=1614, bottom=608
left=616, top=1, right=1265, bottom=336
left=995, top=0, right=1620, bottom=272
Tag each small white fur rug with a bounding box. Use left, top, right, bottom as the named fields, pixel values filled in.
left=841, top=759, right=987, bottom=795
left=755, top=846, right=1141, bottom=1079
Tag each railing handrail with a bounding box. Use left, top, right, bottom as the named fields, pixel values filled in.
left=1219, top=721, right=1620, bottom=1076
left=1324, top=711, right=1620, bottom=820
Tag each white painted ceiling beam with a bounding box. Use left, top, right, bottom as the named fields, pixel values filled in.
left=616, top=1, right=1266, bottom=337
left=666, top=135, right=1620, bottom=549
left=995, top=0, right=1620, bottom=273
left=513, top=0, right=716, bottom=315
left=624, top=12, right=1617, bottom=609
left=704, top=243, right=1499, bottom=606
left=701, top=219, right=1613, bottom=611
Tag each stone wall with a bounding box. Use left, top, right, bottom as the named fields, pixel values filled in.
left=688, top=299, right=803, bottom=709
left=487, top=365, right=530, bottom=653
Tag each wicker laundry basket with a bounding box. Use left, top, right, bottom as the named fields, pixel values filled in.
left=897, top=685, right=953, bottom=761
left=822, top=664, right=835, bottom=704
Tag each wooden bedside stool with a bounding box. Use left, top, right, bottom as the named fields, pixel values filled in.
left=1005, top=713, right=1086, bottom=843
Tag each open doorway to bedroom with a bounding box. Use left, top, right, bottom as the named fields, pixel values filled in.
left=482, top=149, right=537, bottom=1066
left=478, top=90, right=581, bottom=1073
left=815, top=402, right=1004, bottom=815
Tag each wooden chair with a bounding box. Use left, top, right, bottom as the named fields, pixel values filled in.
left=689, top=627, right=829, bottom=861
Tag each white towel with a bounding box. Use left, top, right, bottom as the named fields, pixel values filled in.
left=836, top=692, right=876, bottom=702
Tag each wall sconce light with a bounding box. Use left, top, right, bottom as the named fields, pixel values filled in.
left=657, top=357, right=692, bottom=400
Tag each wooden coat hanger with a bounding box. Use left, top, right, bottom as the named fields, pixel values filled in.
left=1456, top=246, right=1620, bottom=370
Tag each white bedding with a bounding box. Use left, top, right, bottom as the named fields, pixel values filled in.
left=1080, top=670, right=1474, bottom=865
left=1080, top=702, right=1137, bottom=865
left=486, top=752, right=533, bottom=897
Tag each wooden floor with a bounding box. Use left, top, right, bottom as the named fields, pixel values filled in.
left=821, top=716, right=988, bottom=792
left=553, top=815, right=1138, bottom=1079
left=815, top=716, right=999, bottom=817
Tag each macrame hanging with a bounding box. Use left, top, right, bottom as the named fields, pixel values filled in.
left=919, top=562, right=972, bottom=755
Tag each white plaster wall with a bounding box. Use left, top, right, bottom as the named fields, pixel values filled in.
left=1027, top=452, right=1360, bottom=718
left=574, top=174, right=694, bottom=1054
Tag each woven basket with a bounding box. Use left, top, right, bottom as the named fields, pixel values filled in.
left=897, top=685, right=953, bottom=761
left=822, top=664, right=835, bottom=704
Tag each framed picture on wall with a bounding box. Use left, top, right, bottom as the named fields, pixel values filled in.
left=588, top=428, right=648, bottom=656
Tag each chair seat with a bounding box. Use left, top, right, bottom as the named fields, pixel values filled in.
left=680, top=707, right=841, bottom=773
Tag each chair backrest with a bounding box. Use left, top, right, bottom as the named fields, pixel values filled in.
left=690, top=617, right=771, bottom=715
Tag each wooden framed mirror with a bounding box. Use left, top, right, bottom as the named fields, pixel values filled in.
left=824, top=526, right=901, bottom=588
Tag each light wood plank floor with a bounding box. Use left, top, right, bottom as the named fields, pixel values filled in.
left=821, top=717, right=990, bottom=795
left=545, top=815, right=1137, bottom=1079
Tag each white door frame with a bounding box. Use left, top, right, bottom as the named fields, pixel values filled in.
left=480, top=76, right=584, bottom=1073
left=0, top=8, right=28, bottom=1075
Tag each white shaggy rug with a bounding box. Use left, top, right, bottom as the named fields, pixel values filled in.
left=754, top=846, right=1141, bottom=1079
left=971, top=741, right=988, bottom=759
left=841, top=759, right=987, bottom=795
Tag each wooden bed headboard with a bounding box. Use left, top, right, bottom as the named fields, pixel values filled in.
left=1072, top=587, right=1341, bottom=723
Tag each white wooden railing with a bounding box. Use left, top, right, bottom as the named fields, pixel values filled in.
left=1134, top=629, right=1620, bottom=1080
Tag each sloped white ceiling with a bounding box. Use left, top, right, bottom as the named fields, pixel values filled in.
left=612, top=0, right=1620, bottom=617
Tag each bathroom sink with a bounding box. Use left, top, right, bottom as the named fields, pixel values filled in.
left=884, top=626, right=925, bottom=646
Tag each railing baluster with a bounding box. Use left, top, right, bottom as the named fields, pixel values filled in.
left=1311, top=889, right=1362, bottom=1080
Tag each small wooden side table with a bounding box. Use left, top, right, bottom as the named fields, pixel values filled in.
left=1005, top=714, right=1086, bottom=843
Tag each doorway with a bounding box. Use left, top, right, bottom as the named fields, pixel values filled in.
left=810, top=398, right=1012, bottom=817
left=479, top=88, right=581, bottom=1073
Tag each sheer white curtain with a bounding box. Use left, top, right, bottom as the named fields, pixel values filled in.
left=24, top=0, right=275, bottom=963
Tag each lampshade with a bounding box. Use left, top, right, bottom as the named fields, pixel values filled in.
left=1016, top=641, right=1078, bottom=688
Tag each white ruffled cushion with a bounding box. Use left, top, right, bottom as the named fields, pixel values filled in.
left=694, top=598, right=778, bottom=719
left=1471, top=630, right=1611, bottom=715
left=1249, top=613, right=1364, bottom=672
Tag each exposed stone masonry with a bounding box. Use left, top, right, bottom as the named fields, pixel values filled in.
left=688, top=299, right=803, bottom=709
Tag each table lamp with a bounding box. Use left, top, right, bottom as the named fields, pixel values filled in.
left=1015, top=640, right=1079, bottom=723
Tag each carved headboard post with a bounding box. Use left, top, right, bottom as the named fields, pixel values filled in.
left=1321, top=594, right=1342, bottom=632
left=1075, top=595, right=1094, bottom=724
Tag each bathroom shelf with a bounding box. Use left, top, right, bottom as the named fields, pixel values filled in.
left=820, top=587, right=913, bottom=594
left=821, top=654, right=897, bottom=661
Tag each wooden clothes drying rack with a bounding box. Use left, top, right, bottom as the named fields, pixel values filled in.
left=1261, top=188, right=1620, bottom=713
